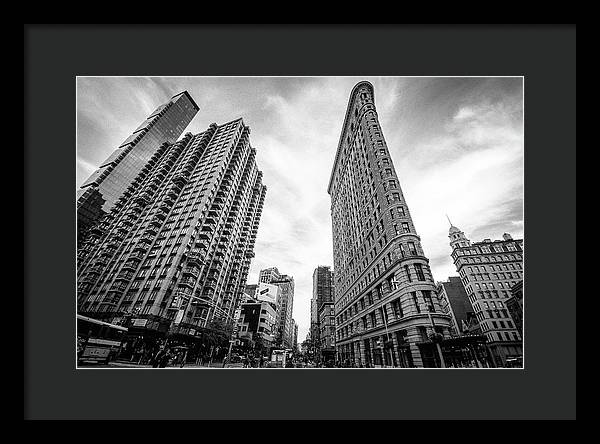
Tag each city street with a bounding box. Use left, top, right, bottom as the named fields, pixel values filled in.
left=79, top=361, right=229, bottom=369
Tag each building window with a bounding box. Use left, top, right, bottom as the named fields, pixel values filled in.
left=412, top=292, right=420, bottom=313
left=422, top=290, right=435, bottom=312
left=408, top=242, right=417, bottom=255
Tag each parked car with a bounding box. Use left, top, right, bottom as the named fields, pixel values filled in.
left=224, top=362, right=244, bottom=368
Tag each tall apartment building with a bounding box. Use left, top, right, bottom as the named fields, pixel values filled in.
left=77, top=117, right=267, bottom=346
left=77, top=91, right=199, bottom=245
left=328, top=81, right=452, bottom=368
left=449, top=224, right=524, bottom=367
left=258, top=267, right=295, bottom=348
left=312, top=266, right=335, bottom=362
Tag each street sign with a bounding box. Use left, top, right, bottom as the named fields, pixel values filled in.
left=132, top=318, right=147, bottom=327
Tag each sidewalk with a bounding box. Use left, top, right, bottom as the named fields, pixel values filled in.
left=109, top=360, right=225, bottom=369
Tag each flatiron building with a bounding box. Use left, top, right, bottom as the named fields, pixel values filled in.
left=328, top=81, right=452, bottom=368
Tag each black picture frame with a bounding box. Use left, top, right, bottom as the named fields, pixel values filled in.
left=24, top=24, right=576, bottom=420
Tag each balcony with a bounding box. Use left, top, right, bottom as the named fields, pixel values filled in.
left=134, top=195, right=150, bottom=207
left=121, top=261, right=137, bottom=271
left=149, top=217, right=162, bottom=228
left=166, top=187, right=179, bottom=199
left=156, top=204, right=170, bottom=215
left=182, top=267, right=200, bottom=279
left=197, top=232, right=210, bottom=240
left=121, top=218, right=134, bottom=227
left=172, top=174, right=188, bottom=186
left=132, top=243, right=149, bottom=252
left=186, top=252, right=203, bottom=267
left=212, top=257, right=223, bottom=266
left=114, top=272, right=134, bottom=282
left=89, top=226, right=106, bottom=236
left=145, top=225, right=158, bottom=235
left=128, top=251, right=145, bottom=261
left=179, top=277, right=196, bottom=288
left=204, top=281, right=217, bottom=290
left=139, top=235, right=154, bottom=244
left=80, top=274, right=97, bottom=285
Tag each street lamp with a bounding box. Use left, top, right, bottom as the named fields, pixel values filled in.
left=170, top=290, right=236, bottom=367
left=427, top=311, right=446, bottom=368
left=380, top=305, right=395, bottom=368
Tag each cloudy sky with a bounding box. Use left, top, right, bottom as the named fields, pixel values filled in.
left=77, top=76, right=524, bottom=343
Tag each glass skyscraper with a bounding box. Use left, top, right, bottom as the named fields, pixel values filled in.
left=77, top=91, right=199, bottom=242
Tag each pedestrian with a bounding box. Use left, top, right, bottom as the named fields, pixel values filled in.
left=152, top=345, right=165, bottom=368
left=159, top=348, right=171, bottom=368
left=179, top=349, right=188, bottom=368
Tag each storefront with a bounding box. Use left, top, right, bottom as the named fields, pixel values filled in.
left=441, top=336, right=494, bottom=368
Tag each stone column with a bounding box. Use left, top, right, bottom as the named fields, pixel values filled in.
left=356, top=340, right=365, bottom=367
left=407, top=326, right=424, bottom=368
left=390, top=331, right=401, bottom=367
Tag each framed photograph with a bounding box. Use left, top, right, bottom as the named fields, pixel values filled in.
left=25, top=24, right=576, bottom=420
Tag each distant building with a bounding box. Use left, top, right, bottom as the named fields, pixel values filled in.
left=449, top=224, right=524, bottom=367
left=506, top=281, right=523, bottom=337
left=437, top=276, right=494, bottom=367
left=259, top=267, right=280, bottom=284
left=312, top=266, right=335, bottom=363
left=292, top=320, right=298, bottom=352
left=237, top=299, right=277, bottom=350
left=244, top=284, right=258, bottom=299
left=258, top=267, right=295, bottom=348
left=437, top=277, right=474, bottom=336
left=318, top=302, right=336, bottom=364
left=310, top=297, right=320, bottom=351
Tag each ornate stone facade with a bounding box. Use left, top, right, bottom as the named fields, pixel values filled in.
left=328, top=81, right=452, bottom=367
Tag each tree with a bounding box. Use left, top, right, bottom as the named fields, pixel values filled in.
left=253, top=334, right=266, bottom=356
left=202, top=318, right=232, bottom=350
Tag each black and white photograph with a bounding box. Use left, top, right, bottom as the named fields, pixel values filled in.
left=76, top=76, right=524, bottom=369
left=25, top=24, right=576, bottom=420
